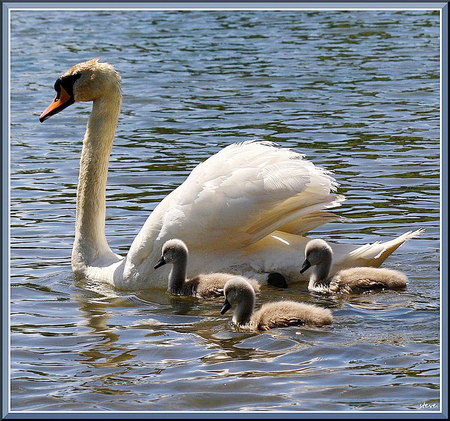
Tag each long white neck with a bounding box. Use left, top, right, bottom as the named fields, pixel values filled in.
left=72, top=92, right=122, bottom=274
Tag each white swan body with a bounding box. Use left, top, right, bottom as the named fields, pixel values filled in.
left=221, top=276, right=333, bottom=330
left=154, top=239, right=260, bottom=298
left=300, top=238, right=410, bottom=294
left=40, top=59, right=423, bottom=290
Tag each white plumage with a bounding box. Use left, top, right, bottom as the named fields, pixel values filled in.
left=40, top=59, right=422, bottom=290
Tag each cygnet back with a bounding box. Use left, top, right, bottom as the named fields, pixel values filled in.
left=252, top=300, right=333, bottom=330
left=333, top=266, right=407, bottom=293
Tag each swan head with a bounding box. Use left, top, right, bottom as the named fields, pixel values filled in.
left=300, top=239, right=333, bottom=273
left=40, top=58, right=121, bottom=122
left=154, top=239, right=189, bottom=269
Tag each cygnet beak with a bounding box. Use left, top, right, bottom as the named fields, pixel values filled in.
left=300, top=259, right=311, bottom=274
left=154, top=256, right=166, bottom=269
left=220, top=299, right=232, bottom=315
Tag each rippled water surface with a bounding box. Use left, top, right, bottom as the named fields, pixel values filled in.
left=8, top=7, right=442, bottom=416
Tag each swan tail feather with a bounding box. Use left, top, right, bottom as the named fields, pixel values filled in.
left=333, top=228, right=425, bottom=271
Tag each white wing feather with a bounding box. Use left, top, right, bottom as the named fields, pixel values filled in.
left=149, top=141, right=342, bottom=250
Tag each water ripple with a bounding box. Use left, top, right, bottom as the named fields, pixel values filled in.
left=9, top=8, right=441, bottom=414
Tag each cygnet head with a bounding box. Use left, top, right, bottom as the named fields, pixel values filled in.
left=154, top=239, right=188, bottom=269
left=221, top=276, right=256, bottom=326
left=300, top=239, right=333, bottom=273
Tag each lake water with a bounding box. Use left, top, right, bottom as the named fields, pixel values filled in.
left=7, top=7, right=443, bottom=417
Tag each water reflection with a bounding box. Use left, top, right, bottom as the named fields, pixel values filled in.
left=71, top=272, right=426, bottom=375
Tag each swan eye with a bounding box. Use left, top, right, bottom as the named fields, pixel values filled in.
left=54, top=73, right=82, bottom=98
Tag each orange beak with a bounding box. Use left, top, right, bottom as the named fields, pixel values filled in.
left=39, top=85, right=74, bottom=122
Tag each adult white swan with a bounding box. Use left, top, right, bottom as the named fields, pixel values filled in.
left=40, top=59, right=422, bottom=290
